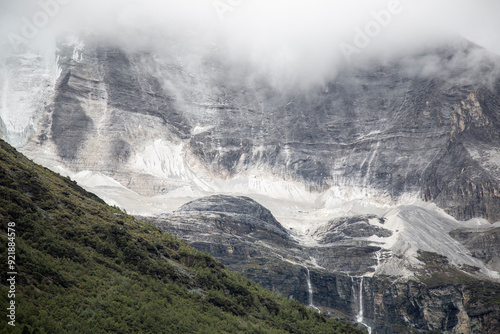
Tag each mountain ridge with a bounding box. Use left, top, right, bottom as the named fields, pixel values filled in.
left=3, top=36, right=499, bottom=222
left=148, top=194, right=500, bottom=333
left=2, top=34, right=500, bottom=333
left=0, top=138, right=362, bottom=333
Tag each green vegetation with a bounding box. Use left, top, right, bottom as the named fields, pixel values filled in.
left=0, top=139, right=362, bottom=333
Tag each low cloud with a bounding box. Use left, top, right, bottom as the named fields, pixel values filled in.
left=1, top=0, right=499, bottom=88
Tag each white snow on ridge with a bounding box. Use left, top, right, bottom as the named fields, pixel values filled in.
left=70, top=153, right=500, bottom=279
left=2, top=41, right=498, bottom=283
left=46, top=137, right=498, bottom=280
left=371, top=206, right=499, bottom=279
left=70, top=170, right=177, bottom=215
left=133, top=139, right=193, bottom=181
left=12, top=130, right=500, bottom=280
left=0, top=48, right=60, bottom=147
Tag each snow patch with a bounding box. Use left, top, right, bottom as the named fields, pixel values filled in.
left=192, top=125, right=214, bottom=135
left=26, top=136, right=499, bottom=281
left=133, top=139, right=193, bottom=180
left=373, top=205, right=500, bottom=279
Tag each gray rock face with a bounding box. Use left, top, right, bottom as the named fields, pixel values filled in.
left=177, top=195, right=287, bottom=234
left=2, top=34, right=500, bottom=333
left=151, top=195, right=297, bottom=265
left=6, top=36, right=500, bottom=222
left=147, top=195, right=500, bottom=333
left=313, top=215, right=392, bottom=243
left=51, top=70, right=96, bottom=161
left=450, top=225, right=500, bottom=272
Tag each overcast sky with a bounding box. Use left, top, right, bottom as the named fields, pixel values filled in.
left=1, top=0, right=499, bottom=86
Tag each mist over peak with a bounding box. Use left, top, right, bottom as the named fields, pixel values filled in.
left=1, top=0, right=499, bottom=89
left=2, top=2, right=500, bottom=334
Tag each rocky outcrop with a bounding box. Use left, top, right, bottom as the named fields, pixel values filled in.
left=176, top=195, right=288, bottom=236
left=450, top=225, right=500, bottom=272
left=231, top=264, right=500, bottom=333
left=423, top=90, right=500, bottom=222
left=368, top=277, right=500, bottom=333
left=2, top=34, right=500, bottom=333
left=145, top=195, right=500, bottom=333
left=3, top=37, right=500, bottom=222
left=312, top=215, right=392, bottom=243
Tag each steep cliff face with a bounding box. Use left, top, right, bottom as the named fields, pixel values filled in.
left=368, top=277, right=500, bottom=334
left=1, top=138, right=366, bottom=334
left=243, top=265, right=500, bottom=334
left=2, top=35, right=500, bottom=332
left=423, top=90, right=500, bottom=222
left=2, top=36, right=500, bottom=222
left=147, top=195, right=500, bottom=333
left=450, top=225, right=500, bottom=272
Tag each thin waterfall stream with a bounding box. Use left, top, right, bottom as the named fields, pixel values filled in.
left=304, top=267, right=320, bottom=312
left=353, top=276, right=372, bottom=333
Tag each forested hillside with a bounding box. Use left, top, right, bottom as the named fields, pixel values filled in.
left=0, top=139, right=362, bottom=334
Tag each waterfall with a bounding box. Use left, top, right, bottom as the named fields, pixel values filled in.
left=352, top=276, right=372, bottom=334
left=304, top=267, right=320, bottom=312
left=356, top=277, right=365, bottom=323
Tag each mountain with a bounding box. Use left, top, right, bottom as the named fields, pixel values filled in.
left=3, top=36, right=500, bottom=222
left=1, top=33, right=500, bottom=333
left=0, top=138, right=362, bottom=333
left=146, top=195, right=500, bottom=333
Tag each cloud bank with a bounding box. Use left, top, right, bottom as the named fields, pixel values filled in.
left=1, top=0, right=499, bottom=87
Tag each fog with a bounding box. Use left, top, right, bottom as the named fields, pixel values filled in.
left=1, top=0, right=499, bottom=87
